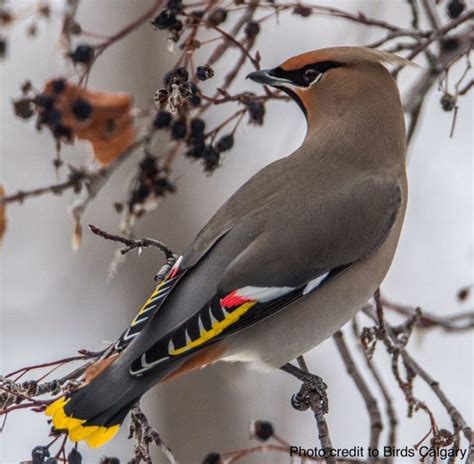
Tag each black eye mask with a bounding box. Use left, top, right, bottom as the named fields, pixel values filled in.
left=271, top=61, right=343, bottom=87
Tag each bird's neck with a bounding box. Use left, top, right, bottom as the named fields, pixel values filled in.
left=302, top=69, right=406, bottom=173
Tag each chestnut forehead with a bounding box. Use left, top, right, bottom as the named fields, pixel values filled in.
left=280, top=51, right=337, bottom=71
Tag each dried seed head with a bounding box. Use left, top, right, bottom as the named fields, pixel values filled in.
left=196, top=64, right=215, bottom=81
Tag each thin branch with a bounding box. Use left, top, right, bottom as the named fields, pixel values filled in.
left=333, top=331, right=382, bottom=461
left=88, top=224, right=175, bottom=259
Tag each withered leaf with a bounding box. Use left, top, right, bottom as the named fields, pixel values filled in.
left=43, top=80, right=136, bottom=166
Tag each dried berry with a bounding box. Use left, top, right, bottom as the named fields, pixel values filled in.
left=152, top=11, right=173, bottom=29
left=440, top=93, right=456, bottom=111
left=191, top=118, right=206, bottom=136
left=140, top=156, right=158, bottom=177
left=151, top=11, right=181, bottom=31
left=99, top=458, right=120, bottom=464
left=446, top=0, right=465, bottom=19
left=196, top=64, right=214, bottom=81
left=67, top=447, right=82, bottom=464
left=189, top=9, right=205, bottom=24
left=154, top=88, right=169, bottom=108
left=171, top=118, right=187, bottom=139
left=252, top=420, right=274, bottom=441
left=174, top=67, right=189, bottom=82
left=32, top=446, right=50, bottom=464
left=186, top=142, right=205, bottom=159
left=0, top=35, right=7, bottom=59
left=440, top=37, right=460, bottom=52
left=202, top=452, right=222, bottom=464
left=153, top=176, right=176, bottom=195
left=52, top=124, right=73, bottom=142
left=43, top=108, right=63, bottom=126
left=133, top=183, right=150, bottom=203
left=44, top=459, right=57, bottom=464
left=244, top=21, right=260, bottom=39
left=203, top=145, right=220, bottom=171
left=70, top=43, right=94, bottom=64
left=51, top=78, right=66, bottom=94
left=216, top=134, right=234, bottom=152
left=207, top=8, right=227, bottom=26
left=457, top=286, right=470, bottom=301
left=167, top=0, right=183, bottom=12
left=154, top=110, right=172, bottom=129
left=293, top=4, right=312, bottom=17
left=72, top=98, right=93, bottom=121
left=188, top=83, right=202, bottom=106
left=36, top=94, right=55, bottom=111
left=247, top=100, right=265, bottom=125
left=13, top=98, right=35, bottom=119
left=21, top=80, right=33, bottom=94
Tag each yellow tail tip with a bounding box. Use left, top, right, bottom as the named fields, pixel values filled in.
left=85, top=425, right=120, bottom=448
left=45, top=396, right=120, bottom=448
left=44, top=396, right=69, bottom=417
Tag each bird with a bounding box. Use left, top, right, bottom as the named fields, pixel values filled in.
left=45, top=46, right=410, bottom=448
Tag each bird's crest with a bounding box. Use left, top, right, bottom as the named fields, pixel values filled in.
left=280, top=46, right=418, bottom=71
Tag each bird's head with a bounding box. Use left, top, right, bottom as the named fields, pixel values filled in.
left=247, top=46, right=413, bottom=131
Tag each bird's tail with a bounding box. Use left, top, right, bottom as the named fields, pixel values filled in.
left=44, top=359, right=176, bottom=448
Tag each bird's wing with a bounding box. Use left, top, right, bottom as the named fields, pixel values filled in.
left=126, top=175, right=402, bottom=376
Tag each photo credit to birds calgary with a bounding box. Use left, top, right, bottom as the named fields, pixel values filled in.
left=0, top=0, right=473, bottom=464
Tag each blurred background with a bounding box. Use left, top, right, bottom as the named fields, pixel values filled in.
left=1, top=0, right=472, bottom=463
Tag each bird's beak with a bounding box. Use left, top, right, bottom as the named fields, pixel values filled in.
left=246, top=69, right=292, bottom=87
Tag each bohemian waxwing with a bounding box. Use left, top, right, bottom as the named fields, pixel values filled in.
left=45, top=46, right=409, bottom=448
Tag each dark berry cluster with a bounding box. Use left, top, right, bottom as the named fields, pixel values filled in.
left=151, top=0, right=184, bottom=42
left=183, top=116, right=235, bottom=172
left=12, top=77, right=95, bottom=147
left=129, top=155, right=176, bottom=212
left=155, top=67, right=202, bottom=110
left=34, top=92, right=73, bottom=142
left=446, top=0, right=465, bottom=19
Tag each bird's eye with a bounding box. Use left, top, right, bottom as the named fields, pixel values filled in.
left=303, top=68, right=320, bottom=85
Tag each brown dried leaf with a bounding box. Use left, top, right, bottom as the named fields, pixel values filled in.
left=0, top=185, right=6, bottom=246
left=43, top=80, right=135, bottom=166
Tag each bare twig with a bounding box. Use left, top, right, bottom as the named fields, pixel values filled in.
left=88, top=224, right=175, bottom=259
left=129, top=404, right=177, bottom=464
left=333, top=331, right=382, bottom=461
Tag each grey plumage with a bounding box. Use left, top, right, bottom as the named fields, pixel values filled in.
left=47, top=46, right=409, bottom=447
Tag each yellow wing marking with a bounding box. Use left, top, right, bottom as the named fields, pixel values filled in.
left=130, top=278, right=167, bottom=327
left=170, top=301, right=256, bottom=356
left=45, top=396, right=120, bottom=448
